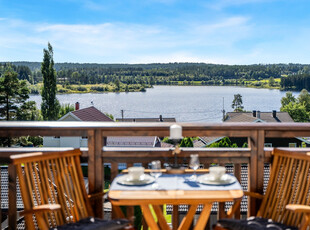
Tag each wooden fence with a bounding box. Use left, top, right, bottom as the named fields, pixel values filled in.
left=1, top=121, right=310, bottom=229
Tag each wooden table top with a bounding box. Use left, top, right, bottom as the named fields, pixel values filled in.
left=109, top=189, right=243, bottom=205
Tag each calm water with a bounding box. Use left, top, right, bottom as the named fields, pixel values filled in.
left=29, top=86, right=298, bottom=122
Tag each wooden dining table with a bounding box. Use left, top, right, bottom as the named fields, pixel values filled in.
left=108, top=174, right=243, bottom=230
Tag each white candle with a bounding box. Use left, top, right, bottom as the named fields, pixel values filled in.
left=170, top=124, right=182, bottom=139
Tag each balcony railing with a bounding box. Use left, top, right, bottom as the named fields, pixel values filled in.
left=1, top=121, right=310, bottom=229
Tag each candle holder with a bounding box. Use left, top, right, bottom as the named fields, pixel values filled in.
left=166, top=125, right=185, bottom=174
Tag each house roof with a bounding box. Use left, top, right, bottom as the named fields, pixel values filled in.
left=159, top=142, right=174, bottom=148
left=61, top=106, right=114, bottom=122
left=199, top=136, right=225, bottom=146
left=224, top=111, right=294, bottom=123
left=193, top=139, right=206, bottom=148
left=106, top=136, right=159, bottom=147
left=116, top=117, right=176, bottom=122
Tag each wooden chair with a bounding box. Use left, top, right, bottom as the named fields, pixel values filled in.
left=10, top=149, right=129, bottom=230
left=215, top=148, right=310, bottom=230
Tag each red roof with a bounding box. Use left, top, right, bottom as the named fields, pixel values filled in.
left=71, top=106, right=113, bottom=122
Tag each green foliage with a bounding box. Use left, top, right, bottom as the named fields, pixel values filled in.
left=0, top=66, right=30, bottom=121
left=231, top=94, right=244, bottom=112
left=206, top=137, right=238, bottom=148
left=114, top=79, right=120, bottom=91
left=18, top=136, right=43, bottom=147
left=17, top=101, right=42, bottom=121
left=76, top=86, right=87, bottom=92
left=280, top=90, right=310, bottom=122
left=281, top=73, right=310, bottom=91
left=161, top=137, right=175, bottom=145
left=179, top=137, right=194, bottom=147
left=58, top=103, right=75, bottom=119
left=242, top=142, right=248, bottom=148
left=104, top=113, right=114, bottom=120
left=269, top=77, right=275, bottom=87
left=281, top=101, right=309, bottom=122
left=41, top=43, right=60, bottom=120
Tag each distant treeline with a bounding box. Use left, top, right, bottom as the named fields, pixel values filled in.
left=281, top=74, right=310, bottom=91
left=1, top=62, right=310, bottom=87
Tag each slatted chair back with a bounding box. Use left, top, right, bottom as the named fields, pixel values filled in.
left=257, top=149, right=310, bottom=227
left=11, top=149, right=93, bottom=229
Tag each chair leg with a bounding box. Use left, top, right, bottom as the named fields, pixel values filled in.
left=300, top=214, right=310, bottom=230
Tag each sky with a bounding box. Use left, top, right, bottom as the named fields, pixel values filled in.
left=1, top=0, right=310, bottom=64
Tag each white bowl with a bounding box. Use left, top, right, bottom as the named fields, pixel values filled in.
left=209, top=166, right=226, bottom=181
left=128, top=166, right=145, bottom=181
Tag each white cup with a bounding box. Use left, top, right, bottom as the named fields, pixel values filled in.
left=209, top=166, right=226, bottom=181
left=128, top=167, right=145, bottom=181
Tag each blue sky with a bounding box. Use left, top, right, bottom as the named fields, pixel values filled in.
left=1, top=0, right=310, bottom=64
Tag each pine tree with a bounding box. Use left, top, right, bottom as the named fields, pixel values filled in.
left=0, top=66, right=29, bottom=121
left=41, top=43, right=60, bottom=120
left=231, top=94, right=244, bottom=112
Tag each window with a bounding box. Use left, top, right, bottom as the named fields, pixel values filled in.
left=264, top=143, right=272, bottom=147
left=289, top=143, right=297, bottom=148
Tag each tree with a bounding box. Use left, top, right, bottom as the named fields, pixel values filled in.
left=17, top=101, right=41, bottom=121
left=0, top=66, right=29, bottom=121
left=280, top=90, right=310, bottom=122
left=268, top=77, right=275, bottom=87
left=179, top=137, right=194, bottom=147
left=114, top=78, right=120, bottom=91
left=231, top=94, right=244, bottom=112
left=41, top=43, right=60, bottom=120
left=281, top=92, right=296, bottom=107
left=281, top=102, right=309, bottom=122
left=58, top=103, right=74, bottom=119
left=298, top=89, right=310, bottom=111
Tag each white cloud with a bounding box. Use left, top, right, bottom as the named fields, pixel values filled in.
left=0, top=16, right=309, bottom=64
left=205, top=0, right=274, bottom=10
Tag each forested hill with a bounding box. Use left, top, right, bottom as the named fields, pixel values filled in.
left=2, top=62, right=310, bottom=90
left=6, top=61, right=310, bottom=74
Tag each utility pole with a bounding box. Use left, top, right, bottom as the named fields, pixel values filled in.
left=221, top=97, right=226, bottom=121
left=121, top=109, right=124, bottom=121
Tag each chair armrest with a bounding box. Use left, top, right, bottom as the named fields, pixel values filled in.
left=286, top=204, right=310, bottom=213
left=88, top=191, right=105, bottom=201
left=20, top=204, right=61, bottom=216
left=244, top=191, right=264, bottom=199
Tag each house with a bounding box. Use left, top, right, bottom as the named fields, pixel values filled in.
left=224, top=110, right=294, bottom=123
left=219, top=110, right=310, bottom=148
left=43, top=103, right=161, bottom=148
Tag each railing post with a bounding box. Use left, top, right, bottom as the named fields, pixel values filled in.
left=256, top=130, right=265, bottom=207
left=248, top=130, right=265, bottom=216
left=88, top=129, right=104, bottom=218
left=8, top=164, right=17, bottom=230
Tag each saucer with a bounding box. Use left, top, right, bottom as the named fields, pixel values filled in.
left=117, top=174, right=155, bottom=186
left=197, top=174, right=237, bottom=185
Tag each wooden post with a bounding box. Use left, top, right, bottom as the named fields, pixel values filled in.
left=172, top=205, right=179, bottom=230
left=248, top=132, right=257, bottom=217
left=234, top=164, right=241, bottom=219
left=88, top=129, right=104, bottom=218
left=218, top=163, right=225, bottom=219
left=8, top=164, right=17, bottom=230
left=256, top=130, right=265, bottom=209
left=248, top=130, right=265, bottom=216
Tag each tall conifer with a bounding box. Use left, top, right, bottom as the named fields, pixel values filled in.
left=41, top=43, right=60, bottom=120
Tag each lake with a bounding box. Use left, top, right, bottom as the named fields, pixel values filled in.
left=29, top=86, right=298, bottom=122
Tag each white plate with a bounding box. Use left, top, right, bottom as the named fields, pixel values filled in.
left=117, top=174, right=155, bottom=186
left=197, top=174, right=237, bottom=185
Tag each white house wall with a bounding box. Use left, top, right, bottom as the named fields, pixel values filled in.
left=43, top=136, right=88, bottom=148
left=43, top=136, right=60, bottom=147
